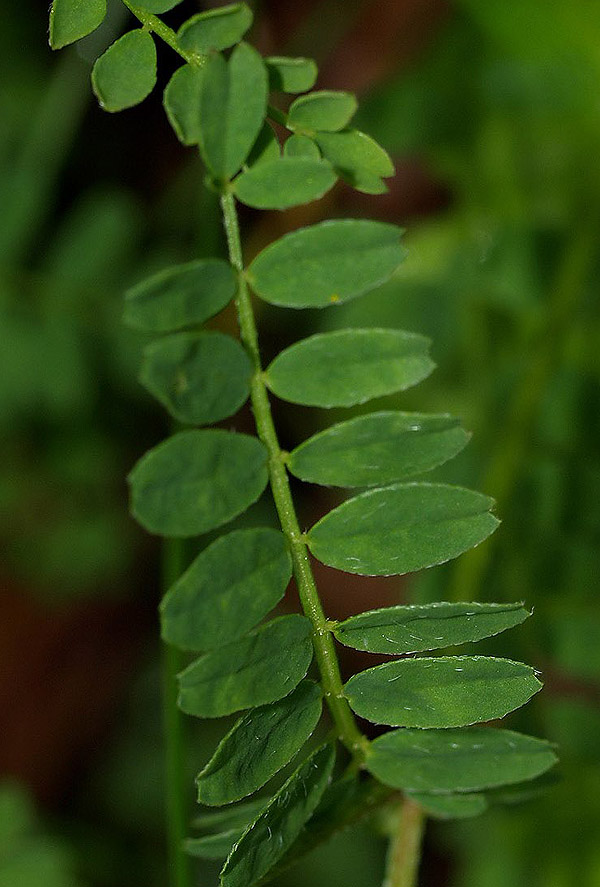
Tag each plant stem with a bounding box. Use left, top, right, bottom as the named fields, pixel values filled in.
left=383, top=798, right=425, bottom=887
left=121, top=0, right=202, bottom=65
left=220, top=190, right=368, bottom=761
left=161, top=538, right=192, bottom=887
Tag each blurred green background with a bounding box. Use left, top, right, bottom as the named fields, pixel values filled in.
left=1, top=1, right=599, bottom=885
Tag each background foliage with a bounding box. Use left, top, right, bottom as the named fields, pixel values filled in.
left=1, top=1, right=598, bottom=885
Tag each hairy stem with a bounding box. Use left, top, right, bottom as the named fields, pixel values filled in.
left=161, top=539, right=192, bottom=887
left=383, top=798, right=425, bottom=887
left=220, top=190, right=368, bottom=761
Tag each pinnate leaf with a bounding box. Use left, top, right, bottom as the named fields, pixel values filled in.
left=248, top=219, right=406, bottom=309
left=315, top=129, right=394, bottom=194
left=307, top=482, right=498, bottom=575
left=91, top=30, right=157, bottom=112
left=164, top=65, right=204, bottom=146
left=284, top=135, right=320, bottom=159
left=344, top=656, right=542, bottom=727
left=139, top=331, right=251, bottom=425
left=288, top=91, right=357, bottom=132
left=178, top=3, right=253, bottom=54
left=288, top=411, right=469, bottom=487
left=334, top=601, right=530, bottom=654
left=366, top=727, right=558, bottom=793
left=197, top=681, right=322, bottom=805
left=409, top=793, right=488, bottom=819
left=199, top=42, right=267, bottom=180
left=124, top=259, right=236, bottom=332
left=266, top=330, right=434, bottom=408
left=160, top=528, right=292, bottom=652
left=128, top=429, right=268, bottom=537
left=266, top=57, right=318, bottom=93
left=233, top=158, right=336, bottom=210
left=49, top=0, right=106, bottom=49
left=220, top=744, right=335, bottom=887
left=178, top=615, right=313, bottom=717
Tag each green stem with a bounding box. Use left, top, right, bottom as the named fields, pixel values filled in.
left=220, top=190, right=367, bottom=761
left=161, top=539, right=192, bottom=887
left=121, top=0, right=203, bottom=65
left=383, top=798, right=426, bottom=887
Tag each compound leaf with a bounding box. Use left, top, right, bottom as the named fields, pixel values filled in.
left=265, top=330, right=434, bottom=408
left=233, top=158, right=336, bottom=210
left=178, top=3, right=253, bottom=54
left=248, top=220, right=406, bottom=309
left=91, top=30, right=157, bottom=112
left=164, top=64, right=204, bottom=146
left=139, top=331, right=251, bottom=425
left=160, top=527, right=292, bottom=652
left=49, top=0, right=106, bottom=49
left=124, top=259, right=236, bottom=332
left=288, top=90, right=357, bottom=132
left=344, top=656, right=542, bottom=727
left=307, top=482, right=498, bottom=575
left=408, top=793, right=488, bottom=820
left=198, top=42, right=267, bottom=180
left=315, top=129, right=394, bottom=194
left=178, top=615, right=313, bottom=717
left=284, top=135, right=320, bottom=159
left=288, top=412, right=470, bottom=487
left=197, top=681, right=322, bottom=805
left=266, top=57, right=318, bottom=93
left=366, top=727, right=558, bottom=794
left=128, top=429, right=268, bottom=537
left=220, top=744, right=335, bottom=887
left=334, top=601, right=530, bottom=655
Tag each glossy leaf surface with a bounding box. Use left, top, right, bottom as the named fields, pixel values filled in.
left=220, top=744, right=335, bottom=887
left=197, top=681, right=322, bottom=805
left=266, top=330, right=433, bottom=409
left=178, top=3, right=253, bottom=53
left=315, top=130, right=394, bottom=194
left=139, top=331, right=251, bottom=425
left=288, top=90, right=357, bottom=132
left=248, top=220, right=406, bottom=308
left=160, top=528, right=292, bottom=651
left=91, top=30, right=157, bottom=112
left=334, top=601, right=530, bottom=654
left=128, top=430, right=268, bottom=537
left=124, top=259, right=236, bottom=332
left=198, top=42, right=267, bottom=180
left=135, top=0, right=183, bottom=11
left=233, top=158, right=336, bottom=210
left=163, top=65, right=204, bottom=146
left=178, top=615, right=312, bottom=717
left=288, top=411, right=470, bottom=487
left=366, top=727, right=558, bottom=793
left=409, top=792, right=488, bottom=820
left=266, top=57, right=318, bottom=93
left=308, top=483, right=498, bottom=575
left=284, top=135, right=320, bottom=159
left=344, top=656, right=542, bottom=727
left=49, top=0, right=106, bottom=49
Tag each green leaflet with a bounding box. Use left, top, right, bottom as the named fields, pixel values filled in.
left=91, top=30, right=157, bottom=113
left=178, top=4, right=253, bottom=54
left=178, top=615, right=313, bottom=717
left=161, top=528, right=291, bottom=652
left=197, top=681, right=323, bottom=805
left=246, top=124, right=280, bottom=168
left=49, top=0, right=106, bottom=49
left=315, top=130, right=394, bottom=194
left=198, top=42, right=267, bottom=181
left=163, top=65, right=204, bottom=146
left=307, top=482, right=499, bottom=575
left=233, top=158, right=337, bottom=210
left=265, top=330, right=434, bottom=408
left=135, top=0, right=183, bottom=11
left=284, top=135, right=321, bottom=159
left=128, top=429, right=268, bottom=538
left=366, top=727, right=558, bottom=794
left=333, top=601, right=530, bottom=655
left=139, top=331, right=252, bottom=425
left=344, top=656, right=542, bottom=727
left=266, top=57, right=318, bottom=93
left=288, top=91, right=358, bottom=133
left=248, top=220, right=406, bottom=309
left=185, top=830, right=242, bottom=860
left=288, top=412, right=470, bottom=487
left=220, top=744, right=335, bottom=887
left=409, top=793, right=488, bottom=820
left=193, top=799, right=267, bottom=833
left=123, top=259, right=236, bottom=332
